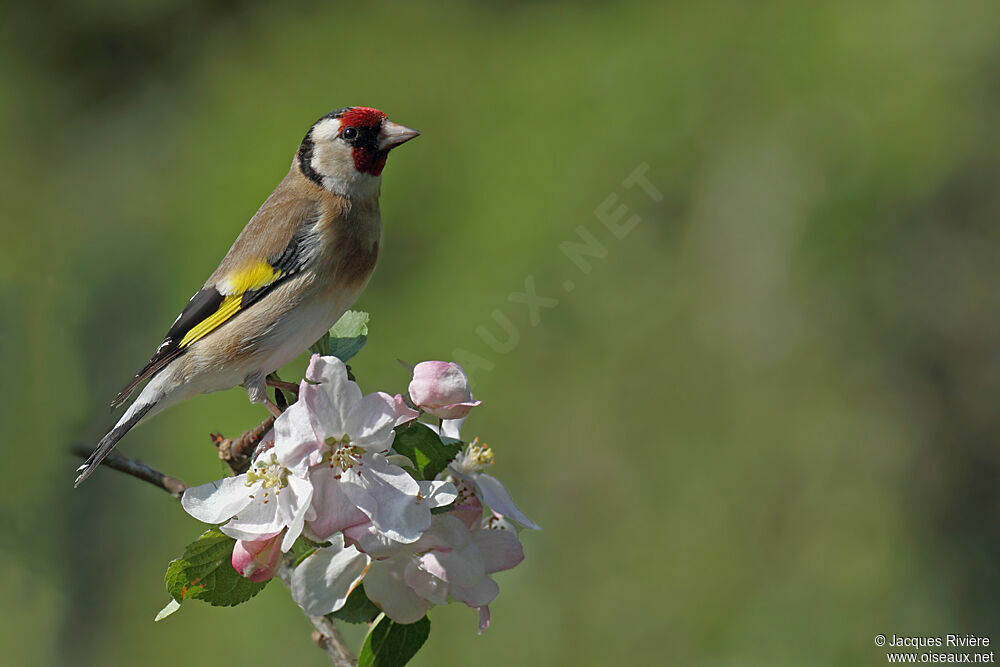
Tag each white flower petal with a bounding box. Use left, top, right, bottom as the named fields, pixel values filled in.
left=424, top=418, right=464, bottom=443
left=346, top=392, right=397, bottom=450
left=472, top=528, right=525, bottom=574
left=418, top=481, right=458, bottom=509
left=181, top=476, right=253, bottom=524
left=274, top=402, right=323, bottom=473
left=291, top=536, right=371, bottom=616
left=363, top=556, right=432, bottom=624
left=279, top=475, right=314, bottom=551
left=222, top=493, right=284, bottom=540
left=344, top=454, right=427, bottom=544
left=301, top=355, right=363, bottom=440
left=474, top=473, right=541, bottom=530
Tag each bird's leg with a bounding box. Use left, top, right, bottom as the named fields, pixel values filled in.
left=245, top=371, right=283, bottom=417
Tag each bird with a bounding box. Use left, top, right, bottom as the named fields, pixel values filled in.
left=74, top=107, right=420, bottom=487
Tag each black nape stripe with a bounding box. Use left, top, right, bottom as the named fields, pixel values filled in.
left=298, top=107, right=354, bottom=187
left=297, top=133, right=322, bottom=186
left=297, top=108, right=355, bottom=186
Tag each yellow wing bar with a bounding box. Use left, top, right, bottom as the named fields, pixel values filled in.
left=178, top=260, right=283, bottom=348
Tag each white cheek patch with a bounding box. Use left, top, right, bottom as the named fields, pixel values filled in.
left=311, top=117, right=341, bottom=142
left=306, top=116, right=381, bottom=197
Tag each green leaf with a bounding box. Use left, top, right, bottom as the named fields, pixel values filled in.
left=327, top=585, right=381, bottom=624
left=358, top=613, right=431, bottom=667
left=331, top=309, right=370, bottom=338
left=165, top=528, right=269, bottom=607
left=328, top=310, right=370, bottom=362
left=310, top=331, right=331, bottom=356
left=391, top=422, right=462, bottom=481
left=289, top=536, right=324, bottom=567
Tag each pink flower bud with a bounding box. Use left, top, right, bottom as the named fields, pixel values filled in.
left=232, top=533, right=282, bottom=582
left=408, top=361, right=482, bottom=419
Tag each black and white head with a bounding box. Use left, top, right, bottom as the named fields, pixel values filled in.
left=297, top=107, right=420, bottom=197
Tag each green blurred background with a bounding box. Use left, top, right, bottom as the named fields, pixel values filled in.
left=3, top=0, right=999, bottom=664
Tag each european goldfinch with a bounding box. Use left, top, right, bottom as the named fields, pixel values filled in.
left=75, top=107, right=420, bottom=487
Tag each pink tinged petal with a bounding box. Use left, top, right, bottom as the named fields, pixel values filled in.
left=477, top=606, right=491, bottom=635
left=422, top=400, right=482, bottom=421
left=344, top=520, right=402, bottom=559
left=415, top=514, right=474, bottom=552
left=451, top=483, right=484, bottom=529
left=346, top=392, right=398, bottom=451
left=363, top=556, right=432, bottom=624
left=279, top=475, right=314, bottom=551
left=343, top=454, right=428, bottom=543
left=307, top=468, right=368, bottom=541
left=472, top=528, right=525, bottom=574
left=291, top=535, right=371, bottom=616
left=386, top=393, right=419, bottom=427
left=474, top=473, right=541, bottom=530
left=181, top=476, right=253, bottom=524
left=451, top=575, right=499, bottom=608
left=274, top=402, right=324, bottom=473
left=301, top=355, right=363, bottom=440
left=232, top=533, right=282, bottom=582
left=404, top=560, right=449, bottom=605
left=409, top=361, right=475, bottom=409
left=420, top=545, right=486, bottom=588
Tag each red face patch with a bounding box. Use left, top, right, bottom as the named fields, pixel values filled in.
left=352, top=148, right=388, bottom=176
left=337, top=107, right=389, bottom=176
left=337, top=107, right=387, bottom=129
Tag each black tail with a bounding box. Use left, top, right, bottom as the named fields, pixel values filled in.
left=74, top=402, right=155, bottom=487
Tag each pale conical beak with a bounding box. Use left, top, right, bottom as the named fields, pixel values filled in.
left=378, top=121, right=421, bottom=150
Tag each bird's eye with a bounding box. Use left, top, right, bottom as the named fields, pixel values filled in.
left=341, top=127, right=359, bottom=141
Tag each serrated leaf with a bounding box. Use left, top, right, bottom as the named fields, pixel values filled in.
left=165, top=528, right=269, bottom=607
left=391, top=422, right=462, bottom=481
left=327, top=585, right=381, bottom=624
left=358, top=613, right=431, bottom=667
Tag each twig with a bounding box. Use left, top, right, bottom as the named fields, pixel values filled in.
left=266, top=378, right=301, bottom=394
left=70, top=443, right=187, bottom=498
left=210, top=416, right=276, bottom=475
left=279, top=562, right=357, bottom=666
left=70, top=440, right=357, bottom=666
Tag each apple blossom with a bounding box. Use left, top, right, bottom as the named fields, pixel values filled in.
left=408, top=361, right=482, bottom=419
left=362, top=514, right=525, bottom=633
left=181, top=448, right=314, bottom=552
left=447, top=438, right=541, bottom=532
left=274, top=355, right=453, bottom=544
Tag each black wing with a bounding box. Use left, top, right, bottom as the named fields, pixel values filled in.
left=110, top=215, right=320, bottom=407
